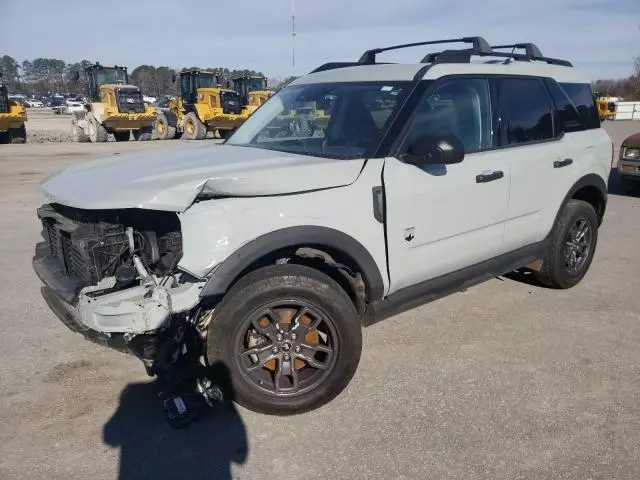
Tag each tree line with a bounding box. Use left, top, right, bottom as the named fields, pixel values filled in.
left=0, top=54, right=269, bottom=97
left=592, top=57, right=640, bottom=99
left=5, top=53, right=637, bottom=100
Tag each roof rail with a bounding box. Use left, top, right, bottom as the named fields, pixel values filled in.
left=492, top=43, right=543, bottom=58
left=422, top=48, right=573, bottom=67
left=357, top=36, right=492, bottom=64
left=310, top=62, right=364, bottom=74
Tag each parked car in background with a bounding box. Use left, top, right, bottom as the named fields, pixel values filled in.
left=25, top=99, right=44, bottom=108
left=618, top=131, right=640, bottom=193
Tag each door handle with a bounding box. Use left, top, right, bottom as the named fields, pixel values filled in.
left=476, top=170, right=504, bottom=183
left=554, top=158, right=573, bottom=168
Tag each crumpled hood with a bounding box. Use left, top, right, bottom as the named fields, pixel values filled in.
left=40, top=144, right=365, bottom=211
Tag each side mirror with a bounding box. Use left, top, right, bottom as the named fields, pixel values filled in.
left=401, top=134, right=465, bottom=167
left=71, top=71, right=80, bottom=83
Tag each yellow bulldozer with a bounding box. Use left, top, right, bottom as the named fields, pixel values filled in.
left=155, top=69, right=248, bottom=140
left=0, top=71, right=27, bottom=144
left=71, top=63, right=157, bottom=142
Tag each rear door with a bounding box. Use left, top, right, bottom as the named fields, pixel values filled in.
left=498, top=77, right=603, bottom=252
left=383, top=77, right=510, bottom=294
left=495, top=77, right=571, bottom=251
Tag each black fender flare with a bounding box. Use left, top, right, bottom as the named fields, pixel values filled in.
left=199, top=226, right=386, bottom=302
left=553, top=173, right=608, bottom=229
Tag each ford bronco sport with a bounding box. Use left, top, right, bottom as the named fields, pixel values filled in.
left=34, top=37, right=612, bottom=419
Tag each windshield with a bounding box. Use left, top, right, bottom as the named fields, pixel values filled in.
left=95, top=68, right=128, bottom=86
left=194, top=74, right=217, bottom=89
left=246, top=78, right=266, bottom=91
left=226, top=82, right=410, bottom=159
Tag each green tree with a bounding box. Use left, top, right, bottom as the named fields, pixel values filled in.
left=0, top=55, right=21, bottom=91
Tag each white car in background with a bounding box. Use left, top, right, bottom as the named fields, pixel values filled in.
left=25, top=99, right=44, bottom=108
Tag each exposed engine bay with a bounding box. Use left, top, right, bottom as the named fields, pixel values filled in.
left=37, top=204, right=183, bottom=294
left=34, top=204, right=207, bottom=334
left=34, top=203, right=218, bottom=427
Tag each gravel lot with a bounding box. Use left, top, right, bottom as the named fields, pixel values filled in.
left=0, top=121, right=639, bottom=480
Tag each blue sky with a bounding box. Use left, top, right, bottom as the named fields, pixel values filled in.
left=1, top=0, right=638, bottom=80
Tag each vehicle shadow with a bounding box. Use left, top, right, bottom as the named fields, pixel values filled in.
left=502, top=267, right=546, bottom=287
left=608, top=168, right=640, bottom=197
left=103, top=362, right=248, bottom=480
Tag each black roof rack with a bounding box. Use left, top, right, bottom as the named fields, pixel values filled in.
left=310, top=62, right=365, bottom=74
left=358, top=36, right=492, bottom=64
left=492, top=43, right=543, bottom=58
left=422, top=47, right=573, bottom=67
left=309, top=37, right=571, bottom=74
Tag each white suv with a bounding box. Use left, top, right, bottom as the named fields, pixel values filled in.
left=34, top=37, right=612, bottom=418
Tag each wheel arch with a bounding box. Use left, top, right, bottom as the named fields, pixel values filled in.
left=199, top=226, right=386, bottom=304
left=564, top=174, right=607, bottom=225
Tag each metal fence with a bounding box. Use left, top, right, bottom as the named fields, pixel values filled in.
left=614, top=102, right=640, bottom=121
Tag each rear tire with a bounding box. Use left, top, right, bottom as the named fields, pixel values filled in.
left=535, top=199, right=598, bottom=289
left=182, top=112, right=207, bottom=140
left=133, top=127, right=152, bottom=141
left=9, top=124, right=26, bottom=144
left=206, top=264, right=362, bottom=415
left=0, top=131, right=10, bottom=144
left=71, top=119, right=90, bottom=143
left=113, top=131, right=130, bottom=142
left=155, top=111, right=177, bottom=140
left=86, top=113, right=108, bottom=143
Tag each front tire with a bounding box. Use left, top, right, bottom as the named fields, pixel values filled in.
left=9, top=124, right=26, bottom=144
left=535, top=199, right=598, bottom=289
left=86, top=113, right=108, bottom=143
left=206, top=264, right=362, bottom=415
left=71, top=119, right=90, bottom=143
left=182, top=112, right=207, bottom=140
left=620, top=175, right=637, bottom=194
left=113, top=131, right=130, bottom=142
left=133, top=126, right=152, bottom=141
left=155, top=111, right=177, bottom=140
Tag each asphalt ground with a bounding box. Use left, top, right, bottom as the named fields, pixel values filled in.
left=0, top=121, right=639, bottom=480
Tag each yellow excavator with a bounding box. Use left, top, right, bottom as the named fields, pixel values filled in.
left=71, top=63, right=157, bottom=142
left=155, top=69, right=246, bottom=140
left=0, top=71, right=27, bottom=144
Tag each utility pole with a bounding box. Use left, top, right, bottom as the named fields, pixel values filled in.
left=291, top=0, right=296, bottom=76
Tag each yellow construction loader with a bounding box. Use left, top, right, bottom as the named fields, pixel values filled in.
left=71, top=63, right=156, bottom=142
left=231, top=74, right=274, bottom=115
left=155, top=69, right=245, bottom=140
left=0, top=72, right=27, bottom=144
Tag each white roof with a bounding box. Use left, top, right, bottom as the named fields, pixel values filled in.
left=292, top=59, right=590, bottom=86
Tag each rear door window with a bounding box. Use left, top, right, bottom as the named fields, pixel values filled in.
left=497, top=78, right=554, bottom=146
left=558, top=83, right=600, bottom=130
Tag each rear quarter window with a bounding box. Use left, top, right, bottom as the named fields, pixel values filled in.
left=544, top=79, right=582, bottom=133
left=558, top=83, right=600, bottom=130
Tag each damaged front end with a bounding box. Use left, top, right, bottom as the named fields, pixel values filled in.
left=33, top=204, right=208, bottom=369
